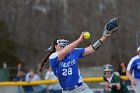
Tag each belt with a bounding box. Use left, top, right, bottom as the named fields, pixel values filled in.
left=63, top=82, right=83, bottom=91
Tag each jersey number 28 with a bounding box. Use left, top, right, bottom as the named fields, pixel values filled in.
left=62, top=68, right=72, bottom=76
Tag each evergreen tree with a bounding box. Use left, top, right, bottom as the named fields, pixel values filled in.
left=0, top=20, right=21, bottom=80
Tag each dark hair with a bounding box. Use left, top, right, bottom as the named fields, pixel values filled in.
left=39, top=36, right=69, bottom=72
left=118, top=62, right=127, bottom=75
left=118, top=62, right=126, bottom=68
left=39, top=39, right=57, bottom=72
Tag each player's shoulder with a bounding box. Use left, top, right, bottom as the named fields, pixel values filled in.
left=128, top=55, right=139, bottom=65
left=49, top=52, right=59, bottom=59
left=114, top=73, right=120, bottom=77
left=131, top=55, right=139, bottom=61
left=112, top=73, right=120, bottom=80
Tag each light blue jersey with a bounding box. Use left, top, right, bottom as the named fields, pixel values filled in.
left=49, top=48, right=85, bottom=90
left=127, top=55, right=140, bottom=79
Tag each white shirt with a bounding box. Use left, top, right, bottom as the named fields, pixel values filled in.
left=45, top=71, right=62, bottom=90
left=25, top=73, right=46, bottom=92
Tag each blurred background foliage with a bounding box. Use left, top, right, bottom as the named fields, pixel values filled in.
left=0, top=20, right=21, bottom=67
left=0, top=20, right=22, bottom=79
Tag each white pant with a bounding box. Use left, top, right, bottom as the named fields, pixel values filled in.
left=132, top=79, right=140, bottom=93
left=62, top=83, right=94, bottom=93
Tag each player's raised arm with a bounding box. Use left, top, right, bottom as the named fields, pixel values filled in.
left=58, top=32, right=85, bottom=61
left=83, top=36, right=106, bottom=56
left=83, top=18, right=118, bottom=56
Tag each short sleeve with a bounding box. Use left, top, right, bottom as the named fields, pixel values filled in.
left=49, top=52, right=59, bottom=71
left=73, top=48, right=85, bottom=58
left=127, top=56, right=138, bottom=73
left=113, top=74, right=121, bottom=83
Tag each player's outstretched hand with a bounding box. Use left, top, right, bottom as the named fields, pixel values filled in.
left=103, top=18, right=118, bottom=37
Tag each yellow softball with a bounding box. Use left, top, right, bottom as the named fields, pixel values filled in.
left=83, top=32, right=90, bottom=39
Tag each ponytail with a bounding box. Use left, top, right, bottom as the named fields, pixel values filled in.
left=39, top=43, right=56, bottom=72
left=39, top=37, right=67, bottom=72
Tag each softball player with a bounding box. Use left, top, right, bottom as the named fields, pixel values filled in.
left=103, top=64, right=129, bottom=93
left=39, top=18, right=118, bottom=93
left=126, top=46, right=140, bottom=93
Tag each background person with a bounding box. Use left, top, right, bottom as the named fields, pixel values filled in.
left=103, top=64, right=129, bottom=93
left=126, top=46, right=140, bottom=93
left=118, top=62, right=131, bottom=86
left=45, top=67, right=62, bottom=93
left=118, top=62, right=127, bottom=76
left=15, top=70, right=34, bottom=93
left=26, top=69, right=47, bottom=93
